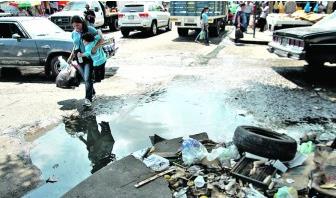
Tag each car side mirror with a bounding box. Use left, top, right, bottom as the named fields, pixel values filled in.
left=94, top=7, right=99, bottom=12
left=12, top=33, right=21, bottom=41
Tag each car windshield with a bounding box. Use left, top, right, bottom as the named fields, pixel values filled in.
left=20, top=18, right=65, bottom=37
left=313, top=11, right=336, bottom=29
left=63, top=2, right=87, bottom=11
left=122, top=5, right=144, bottom=12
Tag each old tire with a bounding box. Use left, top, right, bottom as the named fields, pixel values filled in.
left=177, top=28, right=188, bottom=37
left=307, top=59, right=325, bottom=67
left=121, top=29, right=130, bottom=37
left=233, top=126, right=297, bottom=161
left=49, top=55, right=68, bottom=78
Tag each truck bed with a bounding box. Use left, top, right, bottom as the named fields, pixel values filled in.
left=170, top=1, right=227, bottom=17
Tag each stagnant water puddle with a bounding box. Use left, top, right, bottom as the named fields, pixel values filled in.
left=23, top=76, right=334, bottom=197
left=24, top=77, right=256, bottom=197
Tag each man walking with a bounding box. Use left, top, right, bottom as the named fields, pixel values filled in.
left=84, top=4, right=96, bottom=26
left=244, top=1, right=253, bottom=31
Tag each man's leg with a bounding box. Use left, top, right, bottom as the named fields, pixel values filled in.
left=83, top=63, right=94, bottom=101
left=204, top=29, right=209, bottom=45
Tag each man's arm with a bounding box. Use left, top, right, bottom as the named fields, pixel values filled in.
left=67, top=46, right=75, bottom=63
left=92, top=30, right=104, bottom=53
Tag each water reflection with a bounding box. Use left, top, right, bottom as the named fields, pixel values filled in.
left=64, top=115, right=115, bottom=174
left=24, top=115, right=115, bottom=198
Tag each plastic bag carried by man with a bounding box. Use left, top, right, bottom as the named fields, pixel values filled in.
left=56, top=57, right=81, bottom=89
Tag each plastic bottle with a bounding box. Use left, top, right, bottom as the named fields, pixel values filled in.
left=77, top=52, right=83, bottom=63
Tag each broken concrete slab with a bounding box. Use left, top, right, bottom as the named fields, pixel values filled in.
left=152, top=132, right=209, bottom=154
left=62, top=155, right=171, bottom=198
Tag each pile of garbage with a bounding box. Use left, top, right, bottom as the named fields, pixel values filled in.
left=132, top=126, right=336, bottom=198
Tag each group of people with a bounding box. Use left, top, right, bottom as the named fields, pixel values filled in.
left=67, top=15, right=107, bottom=107
left=234, top=1, right=269, bottom=35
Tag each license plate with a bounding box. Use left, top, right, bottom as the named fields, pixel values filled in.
left=281, top=38, right=289, bottom=46
left=128, top=15, right=134, bottom=20
left=170, top=17, right=178, bottom=22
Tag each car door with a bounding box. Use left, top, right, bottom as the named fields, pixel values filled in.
left=155, top=5, right=165, bottom=27
left=92, top=1, right=104, bottom=27
left=0, top=22, right=39, bottom=66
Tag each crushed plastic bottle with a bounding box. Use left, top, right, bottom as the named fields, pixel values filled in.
left=274, top=186, right=298, bottom=198
left=181, top=137, right=208, bottom=165
left=299, top=141, right=315, bottom=154
left=194, top=176, right=205, bottom=188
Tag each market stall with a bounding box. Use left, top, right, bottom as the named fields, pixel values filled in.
left=267, top=10, right=327, bottom=31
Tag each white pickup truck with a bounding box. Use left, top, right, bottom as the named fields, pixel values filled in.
left=49, top=1, right=123, bottom=31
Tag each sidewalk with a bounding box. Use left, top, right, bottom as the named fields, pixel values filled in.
left=229, top=27, right=273, bottom=45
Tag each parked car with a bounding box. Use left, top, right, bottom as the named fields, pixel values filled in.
left=170, top=1, right=228, bottom=37
left=0, top=17, right=73, bottom=77
left=49, top=1, right=123, bottom=32
left=118, top=3, right=172, bottom=37
left=268, top=11, right=336, bottom=67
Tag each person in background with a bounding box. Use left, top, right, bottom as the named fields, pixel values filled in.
left=234, top=3, right=247, bottom=30
left=234, top=2, right=246, bottom=42
left=244, top=1, right=253, bottom=30
left=318, top=2, right=326, bottom=13
left=84, top=4, right=96, bottom=26
left=278, top=1, right=285, bottom=13
left=196, top=7, right=210, bottom=45
left=273, top=1, right=279, bottom=13
left=258, top=2, right=269, bottom=32
left=18, top=8, right=28, bottom=16
left=284, top=1, right=297, bottom=14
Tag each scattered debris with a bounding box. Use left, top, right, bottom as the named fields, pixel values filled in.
left=130, top=126, right=335, bottom=197
left=286, top=178, right=295, bottom=184
left=134, top=168, right=175, bottom=188
left=143, top=154, right=170, bottom=172
left=318, top=132, right=336, bottom=142
left=299, top=141, right=315, bottom=154
left=52, top=164, right=59, bottom=169
left=46, top=176, right=58, bottom=183
left=274, top=186, right=298, bottom=198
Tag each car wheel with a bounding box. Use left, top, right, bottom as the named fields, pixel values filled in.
left=50, top=55, right=68, bottom=78
left=307, top=59, right=325, bottom=67
left=121, top=29, right=130, bottom=37
left=150, top=21, right=158, bottom=36
left=166, top=19, right=172, bottom=31
left=177, top=28, right=188, bottom=37
left=233, top=126, right=297, bottom=161
left=210, top=21, right=221, bottom=37
left=109, top=19, right=120, bottom=31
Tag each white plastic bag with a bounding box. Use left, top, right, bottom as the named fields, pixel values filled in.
left=207, top=145, right=241, bottom=162
left=58, top=56, right=69, bottom=70
left=181, top=137, right=208, bottom=165
left=143, top=154, right=169, bottom=172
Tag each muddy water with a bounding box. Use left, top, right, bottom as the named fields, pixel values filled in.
left=24, top=77, right=256, bottom=197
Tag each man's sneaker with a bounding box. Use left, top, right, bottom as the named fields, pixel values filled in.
left=92, top=94, right=97, bottom=102
left=83, top=99, right=92, bottom=107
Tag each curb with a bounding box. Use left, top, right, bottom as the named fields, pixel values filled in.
left=229, top=37, right=270, bottom=45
